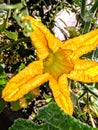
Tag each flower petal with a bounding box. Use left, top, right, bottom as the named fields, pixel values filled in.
left=61, top=29, right=98, bottom=59
left=22, top=17, right=49, bottom=59
left=2, top=73, right=49, bottom=102
left=2, top=60, right=48, bottom=101
left=49, top=74, right=73, bottom=115
left=68, top=59, right=98, bottom=82
left=30, top=29, right=49, bottom=60
left=10, top=60, right=43, bottom=83
left=23, top=16, right=62, bottom=54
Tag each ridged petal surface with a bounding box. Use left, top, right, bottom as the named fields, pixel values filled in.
left=23, top=16, right=62, bottom=55
left=68, top=60, right=98, bottom=82
left=62, top=29, right=98, bottom=59
left=49, top=74, right=73, bottom=115
left=2, top=61, right=50, bottom=101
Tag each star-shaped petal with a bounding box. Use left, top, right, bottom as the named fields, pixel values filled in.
left=2, top=16, right=98, bottom=115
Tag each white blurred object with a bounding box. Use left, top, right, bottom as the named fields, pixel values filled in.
left=53, top=9, right=77, bottom=40
left=86, top=0, right=92, bottom=5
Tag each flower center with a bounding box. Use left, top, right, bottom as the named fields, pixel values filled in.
left=43, top=49, right=73, bottom=79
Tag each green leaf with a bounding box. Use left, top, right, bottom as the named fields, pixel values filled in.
left=0, top=23, right=4, bottom=31
left=81, top=47, right=98, bottom=60
left=0, top=73, right=7, bottom=79
left=0, top=78, right=8, bottom=85
left=0, top=65, right=8, bottom=85
left=9, top=102, right=94, bottom=130
left=9, top=118, right=45, bottom=130
left=0, top=3, right=23, bottom=10
left=18, top=63, right=25, bottom=72
left=81, top=0, right=86, bottom=18
left=81, top=0, right=98, bottom=34
left=0, top=98, right=7, bottom=113
left=4, top=29, right=18, bottom=40
left=11, top=101, right=22, bottom=111
left=43, top=92, right=52, bottom=103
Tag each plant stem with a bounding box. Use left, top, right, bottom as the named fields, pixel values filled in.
left=82, top=0, right=98, bottom=34
left=82, top=21, right=91, bottom=34
left=89, top=112, right=96, bottom=128
left=79, top=82, right=98, bottom=98
left=81, top=0, right=86, bottom=18
left=78, top=91, right=86, bottom=99
left=90, top=0, right=98, bottom=13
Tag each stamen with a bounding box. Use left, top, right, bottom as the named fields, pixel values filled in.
left=43, top=49, right=73, bottom=79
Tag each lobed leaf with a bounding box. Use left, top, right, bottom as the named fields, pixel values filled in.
left=4, top=30, right=18, bottom=40
left=9, top=102, right=94, bottom=130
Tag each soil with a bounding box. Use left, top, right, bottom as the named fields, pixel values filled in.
left=0, top=106, right=27, bottom=130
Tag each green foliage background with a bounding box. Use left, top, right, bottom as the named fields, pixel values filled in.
left=0, top=0, right=98, bottom=129
left=9, top=102, right=94, bottom=130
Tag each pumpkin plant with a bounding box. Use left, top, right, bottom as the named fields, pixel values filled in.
left=2, top=16, right=98, bottom=115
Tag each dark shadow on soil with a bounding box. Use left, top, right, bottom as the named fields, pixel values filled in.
left=0, top=106, right=28, bottom=130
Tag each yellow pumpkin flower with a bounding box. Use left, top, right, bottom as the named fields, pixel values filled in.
left=2, top=16, right=98, bottom=115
